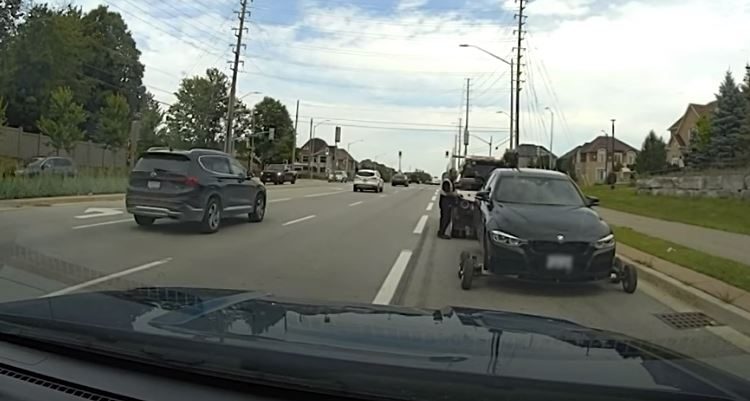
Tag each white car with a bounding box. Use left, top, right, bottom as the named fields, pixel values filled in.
left=353, top=169, right=384, bottom=193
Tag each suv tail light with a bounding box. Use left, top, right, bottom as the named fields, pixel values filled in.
left=183, top=176, right=199, bottom=187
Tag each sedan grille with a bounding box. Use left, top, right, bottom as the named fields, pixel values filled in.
left=530, top=241, right=590, bottom=254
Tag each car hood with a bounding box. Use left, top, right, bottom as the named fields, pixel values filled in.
left=489, top=203, right=610, bottom=242
left=0, top=287, right=745, bottom=399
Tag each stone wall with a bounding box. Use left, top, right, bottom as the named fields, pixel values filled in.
left=637, top=173, right=750, bottom=200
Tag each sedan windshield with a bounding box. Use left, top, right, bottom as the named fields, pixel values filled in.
left=494, top=176, right=584, bottom=206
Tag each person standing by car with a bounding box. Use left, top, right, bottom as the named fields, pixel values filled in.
left=438, top=169, right=457, bottom=239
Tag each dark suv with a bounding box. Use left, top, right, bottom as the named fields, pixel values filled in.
left=126, top=149, right=266, bottom=233
left=260, top=164, right=297, bottom=184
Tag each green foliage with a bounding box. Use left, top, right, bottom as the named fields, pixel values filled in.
left=0, top=0, right=23, bottom=46
left=0, top=173, right=127, bottom=199
left=359, top=159, right=396, bottom=181
left=37, top=87, right=87, bottom=154
left=741, top=65, right=750, bottom=163
left=686, top=115, right=712, bottom=167
left=707, top=71, right=747, bottom=167
left=165, top=68, right=228, bottom=148
left=136, top=92, right=165, bottom=153
left=407, top=170, right=431, bottom=183
left=248, top=97, right=295, bottom=164
left=635, top=130, right=667, bottom=174
left=94, top=93, right=130, bottom=152
left=0, top=96, right=7, bottom=126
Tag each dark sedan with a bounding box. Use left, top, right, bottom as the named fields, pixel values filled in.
left=475, top=168, right=614, bottom=282
left=391, top=172, right=409, bottom=187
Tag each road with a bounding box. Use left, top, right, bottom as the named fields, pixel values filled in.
left=1, top=180, right=749, bottom=378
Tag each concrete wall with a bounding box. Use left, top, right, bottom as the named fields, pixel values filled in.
left=0, top=126, right=126, bottom=167
left=637, top=172, right=750, bottom=200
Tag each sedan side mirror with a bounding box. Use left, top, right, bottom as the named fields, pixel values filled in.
left=586, top=195, right=600, bottom=207
left=246, top=171, right=254, bottom=179
left=476, top=190, right=490, bottom=202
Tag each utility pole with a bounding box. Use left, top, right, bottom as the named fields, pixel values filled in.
left=610, top=119, right=616, bottom=188
left=509, top=60, right=514, bottom=149
left=225, top=0, right=251, bottom=155
left=308, top=118, right=313, bottom=179
left=291, top=99, right=299, bottom=166
left=546, top=107, right=554, bottom=169
left=464, top=78, right=470, bottom=157
left=489, top=136, right=493, bottom=157
left=514, top=0, right=527, bottom=149
left=456, top=117, right=462, bottom=170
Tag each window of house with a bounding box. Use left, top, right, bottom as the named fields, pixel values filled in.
left=302, top=156, right=309, bottom=162
left=579, top=153, right=586, bottom=162
left=320, top=156, right=327, bottom=163
left=614, top=153, right=622, bottom=164
left=591, top=152, right=597, bottom=162
left=596, top=149, right=606, bottom=162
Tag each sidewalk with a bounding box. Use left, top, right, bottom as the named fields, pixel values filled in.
left=597, top=207, right=750, bottom=266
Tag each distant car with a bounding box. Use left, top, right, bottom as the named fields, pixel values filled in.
left=260, top=164, right=297, bottom=185
left=429, top=176, right=441, bottom=185
left=328, top=170, right=348, bottom=183
left=126, top=148, right=266, bottom=233
left=15, top=156, right=77, bottom=177
left=391, top=173, right=409, bottom=187
left=353, top=169, right=383, bottom=192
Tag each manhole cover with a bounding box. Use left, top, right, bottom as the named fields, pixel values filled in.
left=655, top=312, right=719, bottom=330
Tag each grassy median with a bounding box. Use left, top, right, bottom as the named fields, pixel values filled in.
left=582, top=185, right=750, bottom=235
left=612, top=226, right=750, bottom=293
left=0, top=173, right=127, bottom=200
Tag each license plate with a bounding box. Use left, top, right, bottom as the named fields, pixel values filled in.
left=546, top=254, right=573, bottom=271
left=147, top=180, right=161, bottom=190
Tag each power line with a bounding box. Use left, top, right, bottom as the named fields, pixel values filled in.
left=297, top=115, right=508, bottom=130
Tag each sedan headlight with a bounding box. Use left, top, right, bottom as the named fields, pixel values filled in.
left=595, top=233, right=615, bottom=249
left=490, top=230, right=526, bottom=247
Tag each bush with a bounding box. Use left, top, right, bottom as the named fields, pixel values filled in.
left=0, top=173, right=127, bottom=200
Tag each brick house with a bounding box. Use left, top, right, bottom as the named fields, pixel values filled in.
left=297, top=138, right=357, bottom=176
left=665, top=101, right=717, bottom=167
left=559, top=135, right=637, bottom=185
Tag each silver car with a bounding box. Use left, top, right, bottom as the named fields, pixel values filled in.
left=353, top=169, right=384, bottom=192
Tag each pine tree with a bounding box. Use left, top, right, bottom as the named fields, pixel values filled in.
left=686, top=115, right=712, bottom=168
left=708, top=71, right=746, bottom=167
left=635, top=130, right=667, bottom=173
left=739, top=65, right=750, bottom=164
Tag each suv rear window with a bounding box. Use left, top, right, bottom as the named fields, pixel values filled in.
left=134, top=153, right=190, bottom=173
left=357, top=171, right=375, bottom=177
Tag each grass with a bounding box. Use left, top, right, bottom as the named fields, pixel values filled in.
left=612, top=226, right=750, bottom=293
left=0, top=173, right=127, bottom=200
left=582, top=185, right=750, bottom=235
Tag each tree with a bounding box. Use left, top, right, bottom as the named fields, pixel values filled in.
left=0, top=0, right=23, bottom=46
left=635, top=130, right=667, bottom=174
left=740, top=65, right=750, bottom=163
left=685, top=115, right=712, bottom=168
left=37, top=87, right=87, bottom=154
left=136, top=92, right=164, bottom=153
left=248, top=97, right=294, bottom=164
left=94, top=93, right=130, bottom=156
left=0, top=96, right=7, bottom=126
left=707, top=71, right=746, bottom=167
left=165, top=68, right=228, bottom=148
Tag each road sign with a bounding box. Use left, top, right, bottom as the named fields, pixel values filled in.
left=75, top=208, right=123, bottom=219
left=335, top=126, right=341, bottom=143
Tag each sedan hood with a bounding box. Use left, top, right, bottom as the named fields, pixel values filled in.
left=490, top=203, right=610, bottom=242
left=0, top=287, right=746, bottom=400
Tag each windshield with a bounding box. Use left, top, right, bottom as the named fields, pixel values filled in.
left=2, top=0, right=750, bottom=397
left=494, top=176, right=584, bottom=206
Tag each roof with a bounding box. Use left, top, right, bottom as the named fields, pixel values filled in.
left=495, top=168, right=569, bottom=179
left=579, top=136, right=637, bottom=153
left=558, top=145, right=581, bottom=160
left=334, top=148, right=356, bottom=161
left=668, top=101, right=717, bottom=132
left=299, top=138, right=329, bottom=155
left=516, top=144, right=556, bottom=158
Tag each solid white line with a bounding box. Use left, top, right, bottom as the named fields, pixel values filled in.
left=431, top=195, right=436, bottom=201
left=72, top=218, right=132, bottom=230
left=42, top=258, right=173, bottom=298
left=413, top=215, right=428, bottom=234
left=269, top=197, right=292, bottom=203
left=304, top=191, right=343, bottom=198
left=349, top=201, right=364, bottom=207
left=372, top=250, right=413, bottom=305
left=426, top=202, right=434, bottom=211
left=282, top=214, right=316, bottom=226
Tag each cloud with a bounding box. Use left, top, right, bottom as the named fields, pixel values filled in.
left=396, top=0, right=429, bottom=12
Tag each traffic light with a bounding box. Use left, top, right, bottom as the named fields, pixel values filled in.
left=398, top=151, right=402, bottom=157
left=445, top=151, right=449, bottom=158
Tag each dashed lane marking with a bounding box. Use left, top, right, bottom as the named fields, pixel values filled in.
left=426, top=202, right=434, bottom=211
left=304, top=191, right=344, bottom=198
left=349, top=201, right=364, bottom=207
left=73, top=219, right=132, bottom=230
left=372, top=250, right=413, bottom=305
left=413, top=215, right=428, bottom=234
left=282, top=214, right=317, bottom=226
left=269, top=197, right=292, bottom=203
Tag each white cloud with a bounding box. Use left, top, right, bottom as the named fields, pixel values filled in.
left=396, top=0, right=429, bottom=12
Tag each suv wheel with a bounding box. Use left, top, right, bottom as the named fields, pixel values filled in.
left=248, top=193, right=266, bottom=222
left=134, top=215, right=155, bottom=226
left=201, top=197, right=222, bottom=234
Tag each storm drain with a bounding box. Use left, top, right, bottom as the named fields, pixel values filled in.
left=655, top=312, right=719, bottom=330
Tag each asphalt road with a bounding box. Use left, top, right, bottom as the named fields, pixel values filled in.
left=1, top=179, right=749, bottom=378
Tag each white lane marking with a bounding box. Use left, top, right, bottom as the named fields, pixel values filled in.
left=304, top=191, right=343, bottom=198
left=413, top=215, right=428, bottom=234
left=73, top=218, right=132, bottom=230
left=282, top=214, right=317, bottom=226
left=426, top=202, right=434, bottom=211
left=379, top=194, right=387, bottom=198
left=431, top=195, right=436, bottom=201
left=349, top=201, right=364, bottom=207
left=75, top=207, right=123, bottom=219
left=42, top=258, right=173, bottom=298
left=269, top=197, right=292, bottom=203
left=372, top=250, right=413, bottom=305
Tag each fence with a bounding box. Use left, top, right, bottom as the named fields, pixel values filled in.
left=0, top=126, right=126, bottom=167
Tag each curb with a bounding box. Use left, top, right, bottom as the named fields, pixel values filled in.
left=0, top=193, right=125, bottom=208
left=618, top=254, right=750, bottom=337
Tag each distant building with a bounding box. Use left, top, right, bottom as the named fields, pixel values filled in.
left=297, top=138, right=357, bottom=176
left=516, top=144, right=557, bottom=168
left=559, top=135, right=637, bottom=185
left=665, top=101, right=717, bottom=167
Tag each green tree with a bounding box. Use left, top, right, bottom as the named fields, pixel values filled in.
left=0, top=96, right=7, bottom=126
left=249, top=97, right=295, bottom=164
left=740, top=65, right=750, bottom=163
left=0, top=0, right=23, bottom=46
left=686, top=115, right=712, bottom=168
left=165, top=68, right=228, bottom=148
left=37, top=87, right=87, bottom=154
left=707, top=71, right=746, bottom=167
left=136, top=92, right=164, bottom=153
left=635, top=130, right=667, bottom=174
left=94, top=93, right=130, bottom=156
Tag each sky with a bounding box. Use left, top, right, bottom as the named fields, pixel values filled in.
left=70, top=0, right=750, bottom=176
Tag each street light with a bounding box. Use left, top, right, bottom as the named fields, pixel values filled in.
left=460, top=44, right=515, bottom=149
left=545, top=107, right=554, bottom=170
left=238, top=90, right=262, bottom=100
left=469, top=134, right=494, bottom=157
left=347, top=139, right=364, bottom=152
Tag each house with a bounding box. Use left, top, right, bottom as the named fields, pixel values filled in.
left=559, top=135, right=637, bottom=185
left=516, top=144, right=557, bottom=168
left=666, top=101, right=717, bottom=166
left=297, top=138, right=357, bottom=176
